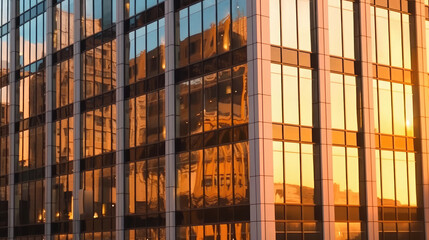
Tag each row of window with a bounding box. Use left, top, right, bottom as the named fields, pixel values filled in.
left=125, top=0, right=164, bottom=19
left=175, top=0, right=247, bottom=68
left=176, top=142, right=249, bottom=210
left=54, top=58, right=74, bottom=109
left=126, top=89, right=165, bottom=148
left=81, top=40, right=117, bottom=100
left=81, top=104, right=117, bottom=158
left=81, top=0, right=117, bottom=39
left=18, top=12, right=46, bottom=69
left=125, top=18, right=165, bottom=85
left=53, top=0, right=74, bottom=52
left=176, top=64, right=248, bottom=137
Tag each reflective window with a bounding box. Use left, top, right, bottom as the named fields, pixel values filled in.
left=126, top=157, right=165, bottom=215
left=330, top=73, right=357, bottom=131
left=375, top=150, right=417, bottom=207
left=125, top=19, right=165, bottom=85
left=14, top=180, right=45, bottom=225
left=270, top=0, right=312, bottom=52
left=54, top=58, right=74, bottom=109
left=328, top=0, right=355, bottom=59
left=271, top=64, right=313, bottom=127
left=126, top=90, right=165, bottom=148
left=176, top=142, right=249, bottom=210
left=373, top=80, right=413, bottom=136
left=371, top=7, right=411, bottom=68
left=332, top=147, right=360, bottom=205
left=81, top=104, right=116, bottom=158
left=125, top=0, right=164, bottom=18
left=17, top=126, right=45, bottom=172
left=18, top=12, right=46, bottom=68
left=81, top=0, right=116, bottom=38
left=81, top=40, right=117, bottom=100
left=18, top=71, right=46, bottom=120
left=176, top=64, right=248, bottom=137
left=79, top=166, right=116, bottom=231
left=175, top=0, right=247, bottom=68
left=53, top=0, right=74, bottom=52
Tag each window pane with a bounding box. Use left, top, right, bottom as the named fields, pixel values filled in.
left=375, top=8, right=389, bottom=65
left=273, top=142, right=284, bottom=203
left=283, top=66, right=299, bottom=125
left=328, top=0, right=342, bottom=57
left=389, top=11, right=403, bottom=68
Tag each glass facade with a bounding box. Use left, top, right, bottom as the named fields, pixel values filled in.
left=0, top=0, right=429, bottom=239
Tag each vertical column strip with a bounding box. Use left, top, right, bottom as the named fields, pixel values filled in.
left=247, top=0, right=276, bottom=239
left=115, top=0, right=126, bottom=238
left=411, top=0, right=429, bottom=238
left=72, top=0, right=82, bottom=238
left=313, top=0, right=336, bottom=239
left=357, top=1, right=379, bottom=239
left=8, top=0, right=17, bottom=239
left=45, top=0, right=54, bottom=239
left=165, top=0, right=176, bottom=239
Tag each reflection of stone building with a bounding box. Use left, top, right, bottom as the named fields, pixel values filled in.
left=177, top=15, right=247, bottom=67
left=0, top=103, right=7, bottom=125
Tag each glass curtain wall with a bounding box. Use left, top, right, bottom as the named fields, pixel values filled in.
left=174, top=0, right=249, bottom=238
left=270, top=0, right=321, bottom=239
left=371, top=1, right=423, bottom=238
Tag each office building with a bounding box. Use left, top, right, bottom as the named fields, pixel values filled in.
left=0, top=0, right=429, bottom=239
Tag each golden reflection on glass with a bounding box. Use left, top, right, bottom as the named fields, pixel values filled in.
left=328, top=0, right=342, bottom=57
left=301, top=143, right=314, bottom=204
left=297, top=0, right=311, bottom=51
left=176, top=153, right=190, bottom=210
left=395, top=152, right=408, bottom=206
left=204, top=147, right=218, bottom=207
left=284, top=142, right=301, bottom=204
left=273, top=142, right=284, bottom=203
left=232, top=64, right=248, bottom=125
left=282, top=0, right=298, bottom=48
left=271, top=64, right=282, bottom=123
left=381, top=150, right=395, bottom=205
left=269, top=0, right=280, bottom=45
left=375, top=150, right=381, bottom=205
left=426, top=21, right=429, bottom=71
left=373, top=80, right=379, bottom=133
left=300, top=69, right=313, bottom=127
left=204, top=73, right=218, bottom=130
left=348, top=222, right=362, bottom=240
left=218, top=70, right=232, bottom=129
left=219, top=144, right=233, bottom=205
left=283, top=66, right=299, bottom=125
left=203, top=0, right=216, bottom=59
left=234, top=142, right=249, bottom=204
left=392, top=83, right=405, bottom=135
left=333, top=146, right=346, bottom=205
left=342, top=1, right=354, bottom=59
left=390, top=11, right=403, bottom=68
left=378, top=81, right=393, bottom=134
left=330, top=74, right=345, bottom=129
left=127, top=163, right=135, bottom=214
left=344, top=76, right=357, bottom=131
left=375, top=8, right=389, bottom=65
left=403, top=14, right=411, bottom=69
left=408, top=153, right=417, bottom=206
left=231, top=0, right=247, bottom=49
left=335, top=222, right=348, bottom=240
left=347, top=148, right=359, bottom=205
left=405, top=85, right=414, bottom=136
left=217, top=0, right=231, bottom=54
left=147, top=158, right=158, bottom=211
left=191, top=150, right=203, bottom=208
left=190, top=78, right=203, bottom=135
left=136, top=161, right=147, bottom=214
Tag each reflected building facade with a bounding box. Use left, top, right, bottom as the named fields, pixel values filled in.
left=1, top=0, right=429, bottom=239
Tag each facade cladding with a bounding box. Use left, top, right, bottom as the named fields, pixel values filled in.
left=2, top=0, right=429, bottom=239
